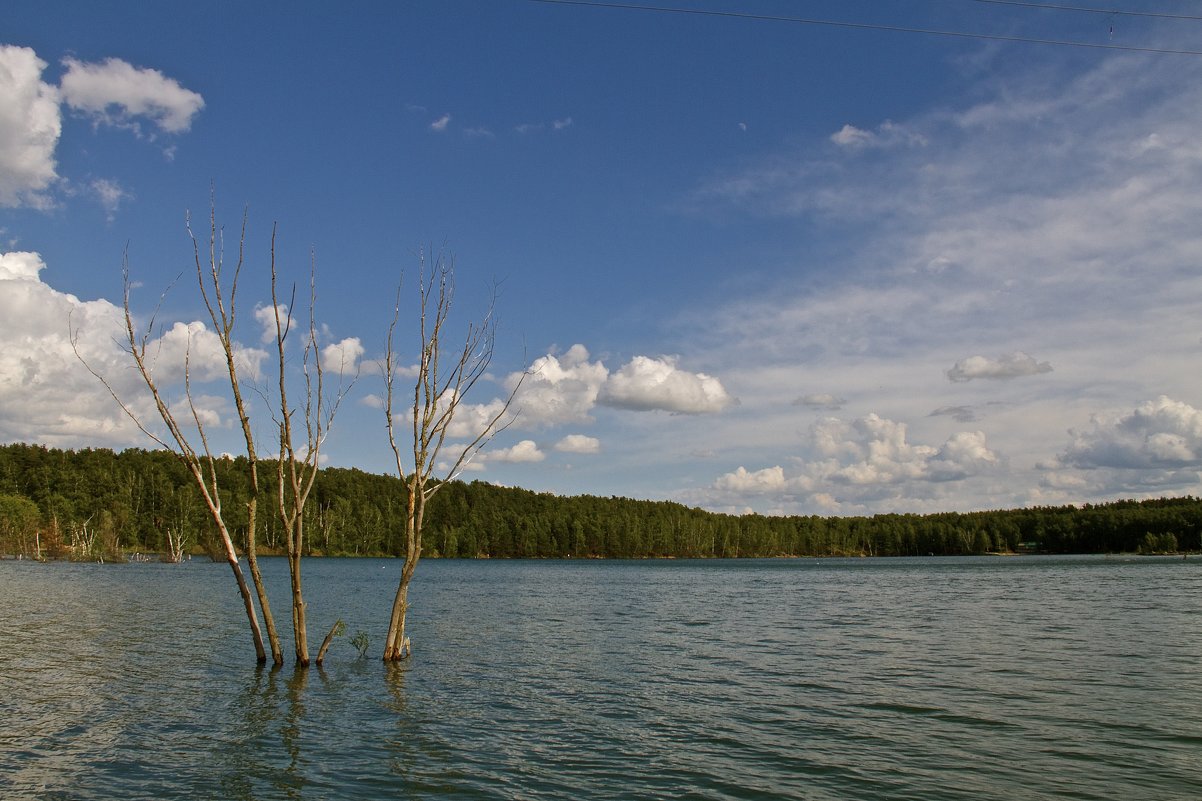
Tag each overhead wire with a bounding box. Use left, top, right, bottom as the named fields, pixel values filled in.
left=526, top=0, right=1202, bottom=55
left=965, top=0, right=1202, bottom=22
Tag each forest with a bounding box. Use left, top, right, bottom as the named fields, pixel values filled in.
left=0, top=442, right=1197, bottom=561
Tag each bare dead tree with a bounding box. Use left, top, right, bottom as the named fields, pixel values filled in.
left=267, top=232, right=357, bottom=666
left=381, top=250, right=522, bottom=661
left=74, top=202, right=350, bottom=665
left=74, top=217, right=277, bottom=660
left=186, top=208, right=283, bottom=665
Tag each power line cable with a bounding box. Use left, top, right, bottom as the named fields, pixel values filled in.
left=966, top=0, right=1202, bottom=22
left=527, top=0, right=1202, bottom=55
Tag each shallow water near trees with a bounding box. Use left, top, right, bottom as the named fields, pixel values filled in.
left=2, top=555, right=1200, bottom=800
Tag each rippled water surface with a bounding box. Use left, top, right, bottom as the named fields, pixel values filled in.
left=2, top=555, right=1200, bottom=800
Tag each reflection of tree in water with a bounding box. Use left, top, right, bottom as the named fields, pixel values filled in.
left=207, top=659, right=467, bottom=798
left=220, top=665, right=312, bottom=800
left=384, top=663, right=465, bottom=794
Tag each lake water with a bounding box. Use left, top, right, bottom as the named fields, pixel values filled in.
left=1, top=555, right=1200, bottom=800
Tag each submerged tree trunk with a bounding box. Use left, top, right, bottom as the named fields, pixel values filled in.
left=383, top=493, right=421, bottom=660
left=290, top=545, right=309, bottom=665
left=381, top=254, right=519, bottom=662
left=247, top=532, right=284, bottom=665
left=213, top=517, right=267, bottom=662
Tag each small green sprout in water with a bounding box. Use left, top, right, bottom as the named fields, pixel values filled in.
left=350, top=630, right=370, bottom=659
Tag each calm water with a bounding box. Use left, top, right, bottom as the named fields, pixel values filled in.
left=1, top=555, right=1200, bottom=800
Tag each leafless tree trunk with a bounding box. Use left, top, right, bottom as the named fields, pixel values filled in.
left=188, top=210, right=283, bottom=665
left=381, top=250, right=521, bottom=661
left=75, top=204, right=280, bottom=663
left=266, top=232, right=355, bottom=667
left=77, top=196, right=354, bottom=666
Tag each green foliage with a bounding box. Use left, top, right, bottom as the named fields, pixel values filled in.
left=0, top=492, right=41, bottom=555
left=0, top=442, right=1199, bottom=560
left=350, top=629, right=370, bottom=659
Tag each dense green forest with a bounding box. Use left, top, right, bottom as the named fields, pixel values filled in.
left=0, top=442, right=1197, bottom=560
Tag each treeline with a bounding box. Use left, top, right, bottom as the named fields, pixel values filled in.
left=0, top=442, right=1199, bottom=560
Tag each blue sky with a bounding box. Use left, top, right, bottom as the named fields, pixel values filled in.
left=4, top=0, right=1202, bottom=516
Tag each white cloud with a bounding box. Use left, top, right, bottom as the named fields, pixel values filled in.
left=429, top=113, right=451, bottom=132
left=672, top=52, right=1202, bottom=513
left=484, top=439, right=545, bottom=463
left=0, top=250, right=138, bottom=445
left=830, top=120, right=926, bottom=150
left=819, top=415, right=939, bottom=485
left=510, top=344, right=608, bottom=426
left=947, top=352, right=1052, bottom=382
left=829, top=124, right=875, bottom=149
left=151, top=320, right=266, bottom=384
left=445, top=397, right=510, bottom=439
left=0, top=46, right=61, bottom=208
left=253, top=303, right=287, bottom=343
left=60, top=56, right=204, bottom=134
left=87, top=178, right=131, bottom=221
left=555, top=434, right=600, bottom=454
left=1061, top=396, right=1202, bottom=470
left=321, top=337, right=364, bottom=376
left=599, top=355, right=734, bottom=414
left=714, top=465, right=801, bottom=495
left=552, top=117, right=573, bottom=131
left=706, top=413, right=998, bottom=512
left=0, top=250, right=281, bottom=451
left=930, top=430, right=999, bottom=481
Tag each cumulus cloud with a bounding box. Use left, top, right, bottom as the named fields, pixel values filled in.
left=389, top=390, right=511, bottom=441
left=930, top=430, right=999, bottom=481
left=253, top=303, right=287, bottom=343
left=818, top=415, right=939, bottom=485
left=711, top=413, right=998, bottom=509
left=0, top=47, right=205, bottom=211
left=714, top=465, right=807, bottom=495
left=60, top=56, right=204, bottom=134
left=321, top=337, right=364, bottom=376
left=152, top=320, right=264, bottom=383
left=445, top=397, right=510, bottom=439
left=0, top=250, right=141, bottom=445
left=947, top=352, right=1053, bottom=382
left=555, top=434, right=600, bottom=454
left=498, top=345, right=737, bottom=436
left=0, top=46, right=61, bottom=208
left=429, top=113, right=451, bottom=132
left=484, top=439, right=545, bottom=463
left=1061, top=396, right=1202, bottom=470
left=600, top=355, right=735, bottom=414
left=0, top=250, right=279, bottom=449
left=510, top=344, right=608, bottom=426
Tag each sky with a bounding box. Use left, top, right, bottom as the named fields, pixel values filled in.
left=3, top=0, right=1202, bottom=517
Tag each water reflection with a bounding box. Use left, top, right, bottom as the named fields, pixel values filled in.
left=218, top=664, right=316, bottom=801
left=2, top=557, right=1201, bottom=800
